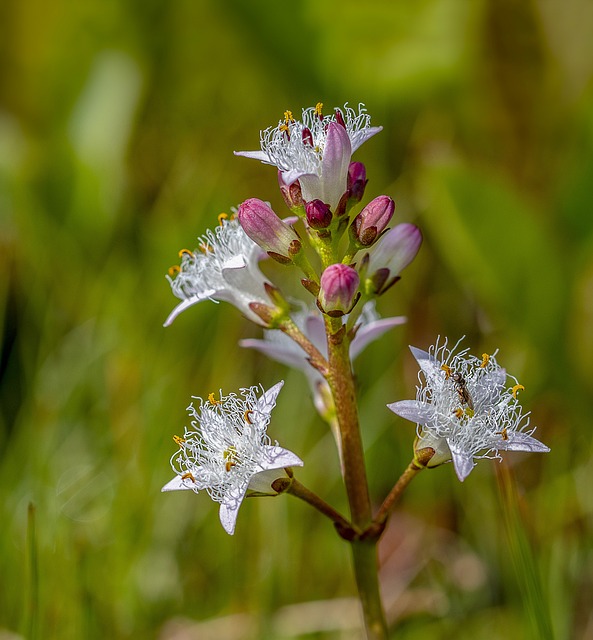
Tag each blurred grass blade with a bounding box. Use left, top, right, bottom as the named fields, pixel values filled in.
left=496, top=463, right=553, bottom=640
left=25, top=502, right=39, bottom=640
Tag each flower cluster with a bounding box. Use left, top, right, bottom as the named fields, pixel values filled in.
left=161, top=102, right=549, bottom=543
left=162, top=382, right=302, bottom=534
left=164, top=215, right=270, bottom=327
left=388, top=339, right=549, bottom=481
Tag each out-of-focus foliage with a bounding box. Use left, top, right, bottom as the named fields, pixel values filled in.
left=1, top=0, right=592, bottom=638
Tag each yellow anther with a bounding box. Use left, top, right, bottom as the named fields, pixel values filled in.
left=454, top=406, right=475, bottom=420
left=208, top=392, right=220, bottom=405
left=279, top=123, right=289, bottom=134
left=314, top=102, right=323, bottom=117
left=441, top=364, right=452, bottom=380
left=283, top=110, right=294, bottom=124
left=168, top=265, right=180, bottom=277
left=480, top=353, right=490, bottom=368
left=181, top=472, right=196, bottom=482
left=198, top=243, right=213, bottom=254
left=178, top=248, right=194, bottom=259
left=173, top=435, right=185, bottom=446
left=224, top=447, right=238, bottom=472
left=244, top=410, right=253, bottom=424
left=217, top=212, right=228, bottom=226
left=497, top=427, right=509, bottom=441
left=512, top=384, right=525, bottom=399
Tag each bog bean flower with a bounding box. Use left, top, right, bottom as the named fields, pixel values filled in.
left=162, top=382, right=303, bottom=535
left=387, top=338, right=550, bottom=481
left=164, top=215, right=270, bottom=327
left=235, top=103, right=382, bottom=210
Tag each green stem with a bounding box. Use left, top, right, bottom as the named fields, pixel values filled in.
left=325, top=317, right=371, bottom=527
left=324, top=316, right=388, bottom=639
left=374, top=461, right=423, bottom=526
left=351, top=542, right=389, bottom=640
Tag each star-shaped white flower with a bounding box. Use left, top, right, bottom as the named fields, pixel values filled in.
left=387, top=339, right=549, bottom=481
left=162, top=381, right=303, bottom=535
left=164, top=216, right=270, bottom=327
left=235, top=103, right=382, bottom=209
left=240, top=302, right=405, bottom=417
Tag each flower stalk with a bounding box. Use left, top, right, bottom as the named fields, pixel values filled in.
left=284, top=478, right=359, bottom=539
left=324, top=315, right=388, bottom=638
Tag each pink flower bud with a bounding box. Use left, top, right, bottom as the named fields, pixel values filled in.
left=238, top=198, right=301, bottom=259
left=367, top=223, right=422, bottom=294
left=318, top=264, right=360, bottom=316
left=350, top=195, right=395, bottom=247
left=347, top=162, right=367, bottom=204
left=305, top=199, right=332, bottom=230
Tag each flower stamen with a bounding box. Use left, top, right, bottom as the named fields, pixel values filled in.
left=244, top=410, right=253, bottom=424
left=497, top=427, right=509, bottom=441
left=441, top=364, right=453, bottom=379
left=512, top=384, right=525, bottom=399
left=168, top=265, right=180, bottom=277
left=314, top=102, right=323, bottom=119
left=217, top=213, right=228, bottom=226
left=173, top=435, right=186, bottom=446
left=178, top=249, right=194, bottom=259
left=223, top=446, right=239, bottom=472
left=181, top=472, right=196, bottom=482
left=480, top=353, right=490, bottom=368
left=208, top=392, right=221, bottom=405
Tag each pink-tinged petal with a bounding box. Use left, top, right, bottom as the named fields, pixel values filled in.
left=222, top=255, right=247, bottom=270
left=234, top=149, right=271, bottom=162
left=219, top=483, right=249, bottom=535
left=450, top=445, right=475, bottom=482
left=499, top=432, right=550, bottom=453
left=163, top=294, right=216, bottom=327
left=298, top=173, right=324, bottom=204
left=260, top=445, right=304, bottom=470
left=240, top=338, right=307, bottom=371
left=161, top=475, right=194, bottom=492
left=387, top=399, right=433, bottom=426
left=238, top=198, right=299, bottom=256
left=409, top=346, right=442, bottom=382
left=369, top=223, right=422, bottom=275
left=320, top=122, right=352, bottom=208
left=350, top=316, right=406, bottom=359
left=304, top=315, right=327, bottom=353
left=255, top=381, right=284, bottom=416
left=281, top=168, right=315, bottom=186
left=351, top=126, right=383, bottom=153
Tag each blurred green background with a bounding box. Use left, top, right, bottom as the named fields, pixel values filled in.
left=1, top=0, right=592, bottom=638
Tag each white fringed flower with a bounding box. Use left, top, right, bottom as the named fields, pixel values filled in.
left=162, top=381, right=303, bottom=535
left=387, top=338, right=549, bottom=481
left=164, top=216, right=270, bottom=327
left=235, top=103, right=382, bottom=209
